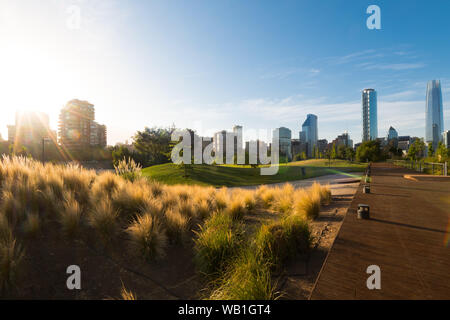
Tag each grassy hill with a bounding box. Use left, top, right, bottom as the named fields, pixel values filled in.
left=142, top=159, right=366, bottom=187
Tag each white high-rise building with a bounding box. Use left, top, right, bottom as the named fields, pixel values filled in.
left=362, top=89, right=378, bottom=142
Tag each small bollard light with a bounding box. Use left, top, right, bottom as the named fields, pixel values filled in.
left=357, top=204, right=370, bottom=219
left=363, top=185, right=370, bottom=193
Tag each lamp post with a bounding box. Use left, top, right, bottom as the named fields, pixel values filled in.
left=42, top=137, right=50, bottom=163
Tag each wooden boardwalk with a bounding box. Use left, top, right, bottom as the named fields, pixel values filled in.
left=310, top=163, right=450, bottom=299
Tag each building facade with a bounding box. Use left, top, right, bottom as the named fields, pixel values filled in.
left=7, top=111, right=52, bottom=146
left=300, top=114, right=318, bottom=158
left=425, top=80, right=444, bottom=150
left=362, top=88, right=378, bottom=142
left=333, top=132, right=353, bottom=149
left=276, top=127, right=292, bottom=161
left=59, top=99, right=107, bottom=152
left=387, top=126, right=398, bottom=141
left=397, top=136, right=411, bottom=152
left=443, top=130, right=450, bottom=149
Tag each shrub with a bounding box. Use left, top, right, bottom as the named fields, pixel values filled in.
left=194, top=213, right=243, bottom=275
left=127, top=214, right=167, bottom=261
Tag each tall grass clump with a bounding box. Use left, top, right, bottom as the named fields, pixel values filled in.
left=225, top=197, right=247, bottom=221
left=60, top=164, right=94, bottom=206
left=242, top=191, right=257, bottom=212
left=254, top=215, right=311, bottom=268
left=314, top=182, right=332, bottom=205
left=163, top=208, right=189, bottom=245
left=22, top=211, right=41, bottom=238
left=0, top=216, right=13, bottom=245
left=111, top=182, right=150, bottom=219
left=212, top=188, right=229, bottom=212
left=91, top=171, right=122, bottom=199
left=194, top=212, right=243, bottom=275
left=126, top=214, right=167, bottom=261
left=257, top=185, right=276, bottom=209
left=0, top=239, right=24, bottom=293
left=89, top=198, right=119, bottom=243
left=60, top=193, right=83, bottom=238
left=120, top=282, right=137, bottom=300
left=208, top=248, right=275, bottom=300
left=114, top=157, right=142, bottom=182
left=292, top=188, right=321, bottom=219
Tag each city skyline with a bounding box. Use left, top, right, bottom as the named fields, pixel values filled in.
left=0, top=1, right=449, bottom=145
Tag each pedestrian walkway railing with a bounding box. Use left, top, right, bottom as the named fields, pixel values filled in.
left=388, top=159, right=448, bottom=176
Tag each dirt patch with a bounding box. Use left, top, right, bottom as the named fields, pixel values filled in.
left=276, top=195, right=354, bottom=300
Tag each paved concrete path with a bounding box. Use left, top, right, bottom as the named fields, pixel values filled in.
left=234, top=172, right=364, bottom=197
left=310, top=163, right=450, bottom=299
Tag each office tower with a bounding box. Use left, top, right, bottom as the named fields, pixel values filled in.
left=232, top=125, right=244, bottom=163
left=362, top=88, right=378, bottom=141
left=300, top=114, right=318, bottom=157
left=333, top=132, right=353, bottom=148
left=276, top=127, right=292, bottom=161
left=397, top=136, right=411, bottom=152
left=59, top=99, right=107, bottom=152
left=317, top=139, right=328, bottom=154
left=7, top=111, right=52, bottom=146
left=90, top=122, right=107, bottom=148
left=425, top=80, right=444, bottom=150
left=387, top=126, right=398, bottom=141
left=443, top=130, right=450, bottom=148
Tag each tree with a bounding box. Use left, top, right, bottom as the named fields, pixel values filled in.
left=427, top=143, right=434, bottom=158
left=132, top=126, right=175, bottom=167
left=337, top=145, right=347, bottom=159
left=355, top=140, right=383, bottom=162
left=112, top=145, right=134, bottom=166
left=345, top=147, right=355, bottom=161
left=407, top=139, right=425, bottom=160
left=330, top=143, right=337, bottom=160
left=435, top=141, right=449, bottom=162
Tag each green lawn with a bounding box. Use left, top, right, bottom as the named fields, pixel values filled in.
left=141, top=159, right=366, bottom=187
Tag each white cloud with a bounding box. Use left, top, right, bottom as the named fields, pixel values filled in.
left=362, top=63, right=425, bottom=71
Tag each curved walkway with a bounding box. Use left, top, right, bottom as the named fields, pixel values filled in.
left=234, top=173, right=363, bottom=196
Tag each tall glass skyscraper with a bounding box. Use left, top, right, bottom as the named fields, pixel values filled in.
left=425, top=80, right=444, bottom=150
left=277, top=127, right=292, bottom=161
left=362, top=89, right=378, bottom=142
left=300, top=114, right=318, bottom=157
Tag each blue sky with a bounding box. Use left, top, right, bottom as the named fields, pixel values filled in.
left=0, top=0, right=449, bottom=144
